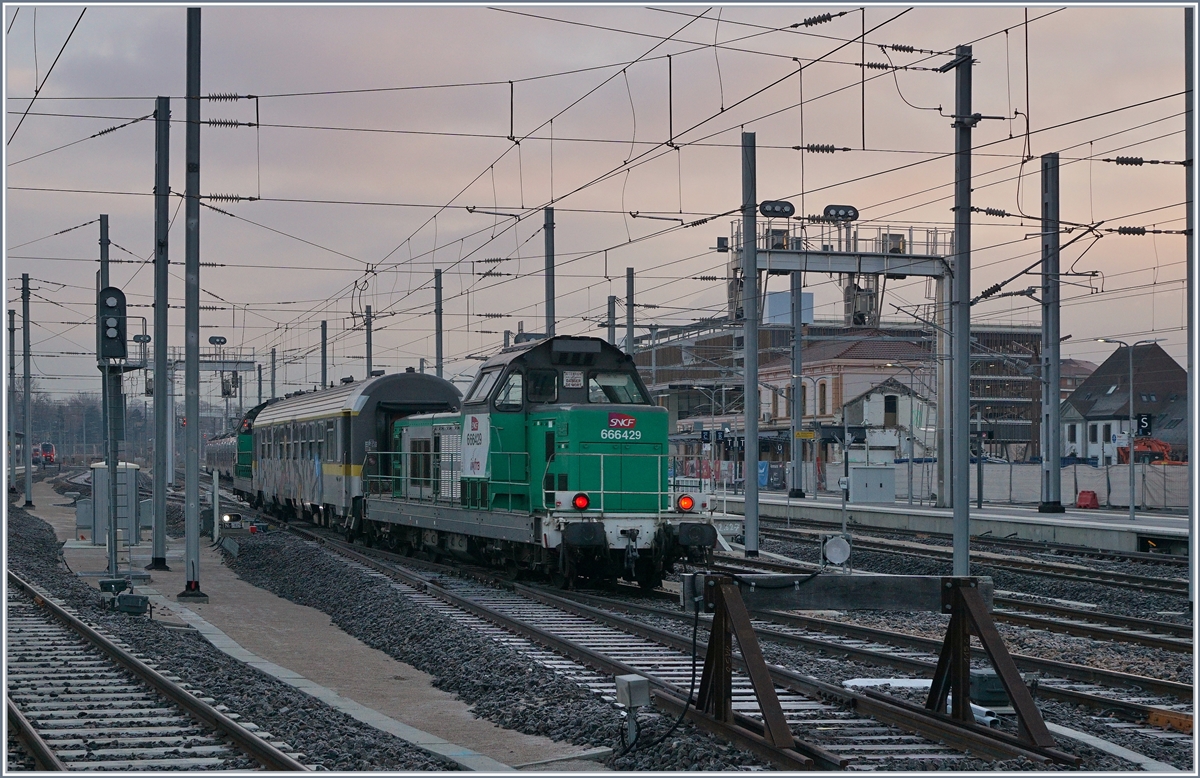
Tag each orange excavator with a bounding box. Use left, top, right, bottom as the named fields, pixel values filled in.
left=1117, top=437, right=1181, bottom=464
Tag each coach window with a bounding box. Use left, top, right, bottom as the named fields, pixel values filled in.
left=494, top=371, right=524, bottom=412
left=527, top=369, right=558, bottom=403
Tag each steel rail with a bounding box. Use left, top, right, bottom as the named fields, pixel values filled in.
left=705, top=559, right=1192, bottom=701
left=560, top=586, right=1194, bottom=724
left=505, top=581, right=1077, bottom=765
left=760, top=528, right=1189, bottom=594
left=713, top=553, right=1193, bottom=650
left=285, top=527, right=823, bottom=770
left=994, top=595, right=1193, bottom=640
left=991, top=608, right=1191, bottom=653
left=759, top=516, right=1189, bottom=566
left=7, top=696, right=68, bottom=771
left=6, top=572, right=307, bottom=772
left=290, top=527, right=1077, bottom=765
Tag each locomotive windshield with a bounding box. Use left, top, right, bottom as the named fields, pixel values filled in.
left=588, top=372, right=647, bottom=404
left=465, top=369, right=500, bottom=403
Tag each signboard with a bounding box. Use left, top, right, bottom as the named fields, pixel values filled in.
left=461, top=413, right=490, bottom=478
left=563, top=370, right=584, bottom=389
left=700, top=430, right=711, bottom=443
left=1136, top=413, right=1153, bottom=437
left=794, top=430, right=816, bottom=440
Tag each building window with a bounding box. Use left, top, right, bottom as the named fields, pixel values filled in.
left=818, top=382, right=827, bottom=415
left=801, top=385, right=807, bottom=417
left=1102, top=423, right=1112, bottom=443
left=1088, top=425, right=1097, bottom=444
left=1067, top=425, right=1076, bottom=444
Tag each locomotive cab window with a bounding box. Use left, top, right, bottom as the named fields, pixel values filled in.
left=494, top=371, right=524, bottom=411
left=587, top=372, right=647, bottom=404
left=527, top=369, right=558, bottom=404
left=465, top=369, right=500, bottom=404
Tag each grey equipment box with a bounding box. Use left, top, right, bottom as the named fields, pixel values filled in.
left=848, top=464, right=896, bottom=504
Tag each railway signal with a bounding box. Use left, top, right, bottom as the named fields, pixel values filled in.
left=97, top=287, right=128, bottom=360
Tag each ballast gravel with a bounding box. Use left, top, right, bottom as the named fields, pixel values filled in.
left=225, top=531, right=773, bottom=771
left=6, top=506, right=457, bottom=772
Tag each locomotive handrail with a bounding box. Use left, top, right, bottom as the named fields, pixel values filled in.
left=363, top=450, right=530, bottom=505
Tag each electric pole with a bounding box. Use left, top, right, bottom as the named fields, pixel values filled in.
left=321, top=320, right=327, bottom=389
left=789, top=270, right=804, bottom=498
left=8, top=308, right=15, bottom=491
left=365, top=305, right=373, bottom=376
left=150, top=94, right=171, bottom=570
left=607, top=295, right=616, bottom=345
left=180, top=6, right=205, bottom=601
left=949, top=45, right=973, bottom=577
left=741, top=132, right=760, bottom=557
left=544, top=207, right=555, bottom=337
left=1038, top=153, right=1064, bottom=513
left=270, top=347, right=276, bottom=398
left=625, top=267, right=635, bottom=354
left=435, top=269, right=443, bottom=378
left=22, top=274, right=32, bottom=507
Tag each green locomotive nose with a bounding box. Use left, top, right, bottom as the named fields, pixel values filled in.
left=541, top=405, right=669, bottom=513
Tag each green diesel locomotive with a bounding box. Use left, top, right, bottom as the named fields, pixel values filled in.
left=363, top=335, right=717, bottom=588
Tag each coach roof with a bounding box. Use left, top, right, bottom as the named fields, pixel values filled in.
left=254, top=371, right=461, bottom=426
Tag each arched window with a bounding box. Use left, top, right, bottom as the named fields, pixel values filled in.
left=818, top=382, right=827, bottom=415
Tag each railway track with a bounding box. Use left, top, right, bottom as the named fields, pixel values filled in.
left=694, top=557, right=1191, bottom=727
left=760, top=516, right=1189, bottom=567
left=760, top=527, right=1190, bottom=596
left=6, top=572, right=307, bottom=771
left=284, top=525, right=1080, bottom=768
left=714, top=550, right=1192, bottom=654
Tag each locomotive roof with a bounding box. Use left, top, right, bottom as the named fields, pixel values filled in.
left=255, top=371, right=461, bottom=426
left=476, top=335, right=631, bottom=372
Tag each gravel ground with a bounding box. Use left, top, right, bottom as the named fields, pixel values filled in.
left=6, top=506, right=457, bottom=772
left=225, top=531, right=773, bottom=771
left=593, top=593, right=1194, bottom=771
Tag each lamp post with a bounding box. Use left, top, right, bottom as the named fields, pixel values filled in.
left=790, top=374, right=823, bottom=494
left=886, top=362, right=928, bottom=506
left=1097, top=338, right=1162, bottom=522
left=692, top=385, right=720, bottom=491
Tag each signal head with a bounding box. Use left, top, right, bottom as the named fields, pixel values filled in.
left=759, top=200, right=796, bottom=218
left=822, top=204, right=859, bottom=222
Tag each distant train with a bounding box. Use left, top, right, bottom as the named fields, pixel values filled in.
left=39, top=442, right=55, bottom=465
left=207, top=336, right=720, bottom=588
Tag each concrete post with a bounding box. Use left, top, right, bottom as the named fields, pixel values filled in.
left=625, top=267, right=635, bottom=354
left=741, top=132, right=760, bottom=557
left=544, top=207, right=555, bottom=337
left=1039, top=153, right=1064, bottom=513
left=150, top=95, right=171, bottom=569
left=365, top=305, right=373, bottom=377
left=435, top=269, right=443, bottom=378
left=180, top=6, right=205, bottom=600
left=951, top=45, right=973, bottom=576
left=789, top=271, right=804, bottom=498
left=22, top=274, right=33, bottom=507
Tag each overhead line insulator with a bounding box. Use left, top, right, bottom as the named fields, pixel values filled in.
left=1116, top=226, right=1147, bottom=235
left=799, top=12, right=833, bottom=27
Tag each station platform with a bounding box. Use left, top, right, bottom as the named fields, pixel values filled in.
left=715, top=491, right=1189, bottom=555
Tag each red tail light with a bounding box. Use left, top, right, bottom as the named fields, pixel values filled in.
left=572, top=493, right=590, bottom=510
left=676, top=494, right=696, bottom=512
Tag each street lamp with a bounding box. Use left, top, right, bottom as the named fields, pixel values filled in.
left=1097, top=338, right=1162, bottom=522
left=692, top=385, right=721, bottom=491
left=886, top=362, right=928, bottom=506
left=791, top=374, right=823, bottom=494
